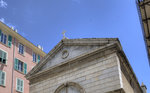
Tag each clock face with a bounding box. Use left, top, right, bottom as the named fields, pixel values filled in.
left=62, top=50, right=69, bottom=59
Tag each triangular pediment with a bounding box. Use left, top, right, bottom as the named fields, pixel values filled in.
left=26, top=38, right=119, bottom=79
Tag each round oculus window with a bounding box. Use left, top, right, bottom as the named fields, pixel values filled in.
left=62, top=50, right=69, bottom=59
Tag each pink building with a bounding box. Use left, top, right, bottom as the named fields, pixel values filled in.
left=0, top=22, right=46, bottom=93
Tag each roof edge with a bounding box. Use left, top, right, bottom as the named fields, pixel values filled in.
left=26, top=38, right=120, bottom=77
left=26, top=42, right=121, bottom=80
left=0, top=22, right=46, bottom=56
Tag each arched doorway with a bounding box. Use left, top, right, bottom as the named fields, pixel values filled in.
left=54, top=82, right=85, bottom=93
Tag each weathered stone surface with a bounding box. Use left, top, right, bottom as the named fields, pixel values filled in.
left=30, top=53, right=122, bottom=93
left=27, top=38, right=143, bottom=93
left=41, top=45, right=100, bottom=70
left=122, top=72, right=134, bottom=93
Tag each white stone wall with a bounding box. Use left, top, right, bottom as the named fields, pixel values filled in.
left=30, top=53, right=121, bottom=93
left=122, top=72, right=134, bottom=93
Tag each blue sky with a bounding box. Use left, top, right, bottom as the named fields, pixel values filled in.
left=0, top=0, right=150, bottom=92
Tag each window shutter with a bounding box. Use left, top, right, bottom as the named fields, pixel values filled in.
left=0, top=30, right=1, bottom=41
left=1, top=33, right=3, bottom=42
left=14, top=58, right=18, bottom=70
left=3, top=52, right=6, bottom=64
left=0, top=50, right=2, bottom=61
left=3, top=52, right=6, bottom=60
left=0, top=71, right=5, bottom=86
left=8, top=35, right=12, bottom=47
left=1, top=51, right=4, bottom=63
left=22, top=45, right=24, bottom=54
left=17, top=78, right=23, bottom=92
left=0, top=70, right=2, bottom=85
left=0, top=50, right=7, bottom=64
left=38, top=55, right=40, bottom=63
left=17, top=79, right=20, bottom=91
left=20, top=80, right=23, bottom=92
left=1, top=72, right=5, bottom=86
left=32, top=53, right=35, bottom=62
left=24, top=63, right=27, bottom=74
left=4, top=35, right=7, bottom=44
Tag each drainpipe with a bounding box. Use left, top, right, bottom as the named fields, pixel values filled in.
left=11, top=38, right=16, bottom=93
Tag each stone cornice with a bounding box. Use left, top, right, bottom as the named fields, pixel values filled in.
left=26, top=40, right=64, bottom=77
left=26, top=42, right=121, bottom=80
left=26, top=38, right=120, bottom=78
left=117, top=50, right=143, bottom=93
left=63, top=38, right=119, bottom=46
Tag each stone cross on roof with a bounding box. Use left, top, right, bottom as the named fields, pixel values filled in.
left=62, top=30, right=68, bottom=39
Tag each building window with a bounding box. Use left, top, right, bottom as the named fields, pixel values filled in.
left=33, top=52, right=40, bottom=63
left=18, top=61, right=23, bottom=72
left=0, top=70, right=6, bottom=86
left=16, top=78, right=24, bottom=93
left=14, top=58, right=27, bottom=74
left=19, top=43, right=24, bottom=55
left=0, top=32, right=7, bottom=45
left=38, top=55, right=40, bottom=63
left=0, top=49, right=7, bottom=64
left=8, top=35, right=12, bottom=47
left=55, top=82, right=85, bottom=93
left=33, top=52, right=37, bottom=62
left=0, top=30, right=12, bottom=47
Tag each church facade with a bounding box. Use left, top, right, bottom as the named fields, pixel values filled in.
left=26, top=38, right=144, bottom=93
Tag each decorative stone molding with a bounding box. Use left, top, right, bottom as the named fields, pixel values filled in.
left=54, top=82, right=86, bottom=93
left=26, top=38, right=120, bottom=78
left=62, top=50, right=69, bottom=59
left=27, top=42, right=120, bottom=81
